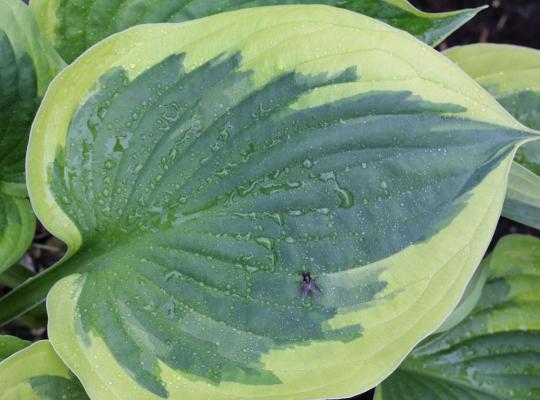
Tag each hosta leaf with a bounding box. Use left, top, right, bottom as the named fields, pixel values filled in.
left=0, top=191, right=35, bottom=274
left=0, top=0, right=64, bottom=98
left=0, top=340, right=88, bottom=399
left=30, top=0, right=484, bottom=63
left=446, top=44, right=540, bottom=229
left=375, top=234, right=540, bottom=399
left=26, top=5, right=537, bottom=399
left=0, top=261, right=49, bottom=327
left=433, top=255, right=489, bottom=334
left=0, top=335, right=29, bottom=362
left=0, top=263, right=33, bottom=288
left=0, top=0, right=64, bottom=273
left=504, top=162, right=540, bottom=231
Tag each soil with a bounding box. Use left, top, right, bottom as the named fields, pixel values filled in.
left=2, top=1, right=539, bottom=399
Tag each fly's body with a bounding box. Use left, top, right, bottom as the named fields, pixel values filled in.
left=301, top=271, right=321, bottom=299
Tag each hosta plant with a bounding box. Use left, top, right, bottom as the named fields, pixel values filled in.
left=0, top=0, right=487, bottom=307
left=0, top=0, right=63, bottom=275
left=0, top=1, right=539, bottom=400
left=446, top=44, right=540, bottom=230
left=20, top=5, right=540, bottom=398
left=376, top=234, right=540, bottom=399
left=29, top=0, right=485, bottom=62
left=0, top=339, right=87, bottom=399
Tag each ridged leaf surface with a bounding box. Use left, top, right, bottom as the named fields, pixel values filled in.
left=0, top=0, right=64, bottom=273
left=27, top=6, right=537, bottom=399
left=375, top=234, right=540, bottom=399
left=0, top=191, right=35, bottom=274
left=0, top=341, right=88, bottom=400
left=446, top=44, right=540, bottom=229
left=30, top=0, right=484, bottom=63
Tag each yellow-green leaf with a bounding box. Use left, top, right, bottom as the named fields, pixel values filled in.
left=446, top=44, right=540, bottom=229
left=0, top=335, right=29, bottom=362
left=0, top=340, right=88, bottom=399
left=30, top=0, right=484, bottom=63
left=375, top=234, right=540, bottom=399
left=22, top=5, right=538, bottom=399
left=0, top=0, right=64, bottom=273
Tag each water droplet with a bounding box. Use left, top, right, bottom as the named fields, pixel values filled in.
left=87, top=119, right=98, bottom=138
left=337, top=186, right=354, bottom=208
left=318, top=171, right=335, bottom=182
left=260, top=181, right=302, bottom=194
left=255, top=236, right=275, bottom=250
left=317, top=171, right=354, bottom=208
left=215, top=167, right=229, bottom=177
left=104, top=160, right=115, bottom=169
left=237, top=179, right=260, bottom=197
left=165, top=271, right=182, bottom=281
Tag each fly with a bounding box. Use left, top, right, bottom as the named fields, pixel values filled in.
left=301, top=271, right=321, bottom=299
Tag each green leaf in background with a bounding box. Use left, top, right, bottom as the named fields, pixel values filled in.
left=29, top=0, right=484, bottom=63
left=375, top=234, right=540, bottom=399
left=0, top=0, right=64, bottom=99
left=0, top=192, right=35, bottom=274
left=504, top=162, right=540, bottom=231
left=0, top=335, right=29, bottom=362
left=0, top=0, right=65, bottom=274
left=0, top=264, right=48, bottom=328
left=446, top=44, right=540, bottom=229
left=343, top=0, right=485, bottom=47
left=433, top=254, right=490, bottom=335
left=0, top=340, right=88, bottom=399
left=0, top=263, right=32, bottom=289
left=18, top=6, right=537, bottom=399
